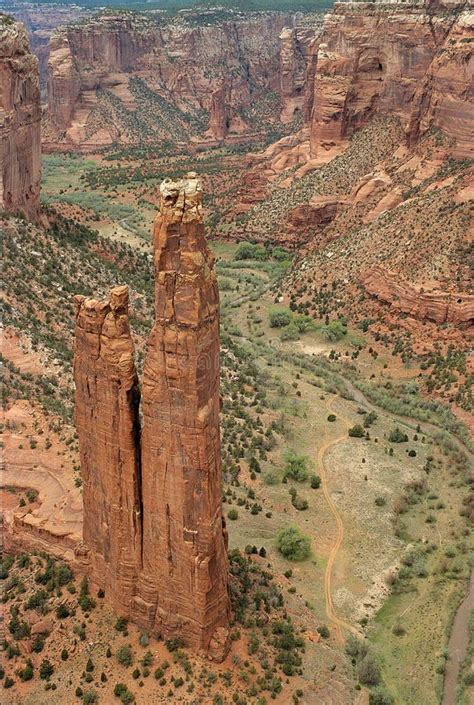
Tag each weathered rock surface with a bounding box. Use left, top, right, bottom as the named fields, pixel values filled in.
left=0, top=16, right=41, bottom=221
left=74, top=177, right=230, bottom=660
left=307, top=1, right=474, bottom=158
left=360, top=265, right=474, bottom=326
left=74, top=286, right=143, bottom=614
left=138, top=173, right=230, bottom=659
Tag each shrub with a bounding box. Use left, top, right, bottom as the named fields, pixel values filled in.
left=317, top=625, right=330, bottom=639
left=281, top=324, right=300, bottom=341
left=283, top=449, right=309, bottom=482
left=327, top=414, right=336, bottom=422
left=358, top=654, right=381, bottom=685
left=276, top=526, right=311, bottom=561
left=56, top=603, right=70, bottom=619
left=348, top=424, right=365, bottom=438
left=39, top=658, right=54, bottom=680
left=408, top=449, right=417, bottom=457
left=227, top=509, right=239, bottom=520
left=82, top=691, right=98, bottom=704
left=138, top=632, right=149, bottom=648
left=165, top=637, right=184, bottom=652
left=270, top=310, right=292, bottom=328
left=310, top=474, right=321, bottom=489
left=320, top=320, right=347, bottom=341
left=388, top=427, right=408, bottom=443
left=61, top=649, right=69, bottom=661
left=78, top=576, right=96, bottom=612
left=18, top=658, right=34, bottom=681
left=291, top=494, right=309, bottom=511
left=116, top=645, right=133, bottom=667
left=369, top=688, right=395, bottom=705
left=115, top=616, right=128, bottom=632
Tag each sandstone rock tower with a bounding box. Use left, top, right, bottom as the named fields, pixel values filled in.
left=0, top=16, right=41, bottom=221
left=73, top=286, right=142, bottom=613
left=74, top=175, right=231, bottom=661
left=138, top=174, right=230, bottom=658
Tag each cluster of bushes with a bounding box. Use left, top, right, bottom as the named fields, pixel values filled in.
left=269, top=309, right=315, bottom=341
left=276, top=526, right=311, bottom=561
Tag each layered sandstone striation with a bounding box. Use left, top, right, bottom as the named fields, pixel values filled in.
left=360, top=266, right=474, bottom=326
left=0, top=15, right=41, bottom=221
left=307, top=1, right=474, bottom=158
left=73, top=286, right=142, bottom=613
left=74, top=176, right=230, bottom=660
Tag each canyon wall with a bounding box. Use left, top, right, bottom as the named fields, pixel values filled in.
left=307, top=1, right=474, bottom=158
left=74, top=176, right=230, bottom=661
left=46, top=11, right=299, bottom=148
left=0, top=16, right=41, bottom=221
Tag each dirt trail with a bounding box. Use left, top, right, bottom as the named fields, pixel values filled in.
left=317, top=395, right=360, bottom=643
left=442, top=570, right=474, bottom=705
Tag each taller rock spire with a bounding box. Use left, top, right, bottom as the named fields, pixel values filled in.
left=138, top=173, right=230, bottom=659
left=74, top=174, right=230, bottom=661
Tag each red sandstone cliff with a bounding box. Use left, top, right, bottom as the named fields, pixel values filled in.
left=73, top=286, right=142, bottom=613
left=0, top=16, right=41, bottom=221
left=307, top=1, right=473, bottom=159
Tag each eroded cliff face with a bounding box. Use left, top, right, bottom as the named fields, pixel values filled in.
left=74, top=176, right=230, bottom=661
left=46, top=11, right=296, bottom=148
left=307, top=1, right=474, bottom=158
left=73, top=286, right=142, bottom=614
left=0, top=16, right=41, bottom=221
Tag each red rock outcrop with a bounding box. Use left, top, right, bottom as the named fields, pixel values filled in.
left=74, top=286, right=143, bottom=614
left=360, top=265, right=474, bottom=326
left=0, top=16, right=41, bottom=221
left=74, top=176, right=230, bottom=660
left=138, top=173, right=230, bottom=660
left=307, top=1, right=474, bottom=158
left=287, top=195, right=351, bottom=236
